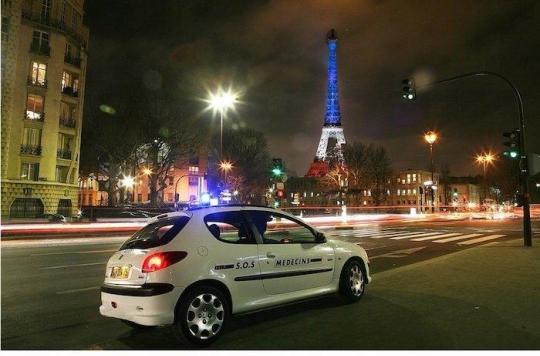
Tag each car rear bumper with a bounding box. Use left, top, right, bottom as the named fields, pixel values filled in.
left=99, top=283, right=183, bottom=326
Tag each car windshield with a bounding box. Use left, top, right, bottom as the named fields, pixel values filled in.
left=119, top=216, right=189, bottom=250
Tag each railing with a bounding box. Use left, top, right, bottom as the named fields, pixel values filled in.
left=24, top=111, right=45, bottom=122
left=57, top=149, right=72, bottom=160
left=29, top=41, right=50, bottom=56
left=59, top=117, right=76, bottom=128
left=61, top=86, right=79, bottom=97
left=64, top=54, right=81, bottom=67
left=27, top=76, right=48, bottom=88
left=20, top=144, right=42, bottom=156
left=22, top=10, right=88, bottom=48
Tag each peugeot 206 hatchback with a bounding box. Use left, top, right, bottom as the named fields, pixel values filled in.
left=100, top=205, right=371, bottom=345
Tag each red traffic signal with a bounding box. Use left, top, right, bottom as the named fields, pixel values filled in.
left=276, top=190, right=284, bottom=198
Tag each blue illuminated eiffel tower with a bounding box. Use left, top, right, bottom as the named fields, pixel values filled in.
left=306, top=29, right=346, bottom=177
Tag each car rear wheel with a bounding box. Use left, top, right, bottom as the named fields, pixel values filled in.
left=339, top=259, right=366, bottom=302
left=173, top=286, right=229, bottom=346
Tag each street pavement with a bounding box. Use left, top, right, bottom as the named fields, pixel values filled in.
left=1, top=218, right=539, bottom=349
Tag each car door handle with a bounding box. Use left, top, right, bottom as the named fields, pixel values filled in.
left=266, top=252, right=276, bottom=258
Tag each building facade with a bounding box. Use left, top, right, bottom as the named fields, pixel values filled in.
left=438, top=176, right=481, bottom=207
left=387, top=169, right=440, bottom=211
left=1, top=0, right=89, bottom=218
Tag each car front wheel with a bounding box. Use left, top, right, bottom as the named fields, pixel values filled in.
left=339, top=259, right=366, bottom=302
left=173, top=286, right=229, bottom=346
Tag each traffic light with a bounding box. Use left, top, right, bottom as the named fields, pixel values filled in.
left=503, top=129, right=520, bottom=159
left=276, top=189, right=284, bottom=198
left=402, top=79, right=416, bottom=100
left=271, top=158, right=284, bottom=177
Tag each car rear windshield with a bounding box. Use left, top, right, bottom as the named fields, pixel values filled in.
left=119, top=216, right=190, bottom=250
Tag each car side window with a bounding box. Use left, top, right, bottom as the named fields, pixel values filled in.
left=204, top=211, right=256, bottom=244
left=248, top=211, right=317, bottom=244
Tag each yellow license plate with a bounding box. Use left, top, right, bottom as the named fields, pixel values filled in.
left=110, top=265, right=130, bottom=279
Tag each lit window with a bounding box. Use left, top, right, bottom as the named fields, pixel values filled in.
left=413, top=189, right=416, bottom=195
left=188, top=166, right=199, bottom=173
left=31, top=62, right=47, bottom=85
left=407, top=174, right=411, bottom=183
left=397, top=189, right=401, bottom=196
left=412, top=174, right=417, bottom=182
left=407, top=189, right=411, bottom=195
left=368, top=190, right=372, bottom=196
left=26, top=94, right=44, bottom=120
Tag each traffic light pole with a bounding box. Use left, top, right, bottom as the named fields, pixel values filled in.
left=415, top=71, right=532, bottom=247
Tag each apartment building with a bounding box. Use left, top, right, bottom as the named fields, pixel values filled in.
left=1, top=0, right=89, bottom=217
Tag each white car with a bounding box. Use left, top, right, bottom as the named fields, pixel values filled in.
left=99, top=205, right=371, bottom=345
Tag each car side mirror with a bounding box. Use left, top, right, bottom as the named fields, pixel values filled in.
left=315, top=232, right=326, bottom=243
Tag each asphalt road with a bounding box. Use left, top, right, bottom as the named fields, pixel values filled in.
left=1, top=218, right=538, bottom=350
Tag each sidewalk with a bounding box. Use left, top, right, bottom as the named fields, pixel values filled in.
left=361, top=237, right=540, bottom=348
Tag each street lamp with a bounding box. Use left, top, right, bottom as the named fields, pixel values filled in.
left=219, top=160, right=234, bottom=188
left=119, top=175, right=135, bottom=204
left=475, top=152, right=496, bottom=202
left=205, top=88, right=238, bottom=158
left=424, top=131, right=438, bottom=213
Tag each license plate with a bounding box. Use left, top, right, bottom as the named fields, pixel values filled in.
left=110, top=265, right=131, bottom=279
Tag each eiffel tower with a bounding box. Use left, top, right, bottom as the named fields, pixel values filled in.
left=306, top=29, right=346, bottom=177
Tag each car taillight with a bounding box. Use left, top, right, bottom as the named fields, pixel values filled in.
left=142, top=251, right=188, bottom=273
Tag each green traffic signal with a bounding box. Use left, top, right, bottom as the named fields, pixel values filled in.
left=272, top=168, right=282, bottom=176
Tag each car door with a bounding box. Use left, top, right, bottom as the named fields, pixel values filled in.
left=246, top=210, right=335, bottom=295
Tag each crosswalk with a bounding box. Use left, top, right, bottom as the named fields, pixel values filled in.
left=327, top=228, right=506, bottom=246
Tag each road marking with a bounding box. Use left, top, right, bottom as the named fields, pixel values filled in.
left=411, top=233, right=462, bottom=241
left=56, top=286, right=100, bottom=295
left=457, top=234, right=505, bottom=245
left=31, top=249, right=117, bottom=256
left=433, top=233, right=483, bottom=243
left=390, top=232, right=443, bottom=240
left=367, top=231, right=427, bottom=239
left=371, top=246, right=426, bottom=259
left=40, top=262, right=105, bottom=270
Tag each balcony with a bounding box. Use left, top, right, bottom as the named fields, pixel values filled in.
left=30, top=41, right=50, bottom=56
left=27, top=76, right=47, bottom=88
left=61, top=86, right=79, bottom=98
left=57, top=149, right=72, bottom=160
left=64, top=54, right=81, bottom=68
left=59, top=117, right=76, bottom=128
left=22, top=10, right=88, bottom=48
left=20, top=144, right=42, bottom=156
left=24, top=111, right=45, bottom=122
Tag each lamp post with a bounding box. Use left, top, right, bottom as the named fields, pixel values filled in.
left=205, top=88, right=238, bottom=159
left=119, top=175, right=135, bottom=204
left=424, top=131, right=438, bottom=213
left=475, top=152, right=495, bottom=203
left=219, top=160, right=233, bottom=189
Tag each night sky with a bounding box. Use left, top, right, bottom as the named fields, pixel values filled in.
left=83, top=0, right=540, bottom=177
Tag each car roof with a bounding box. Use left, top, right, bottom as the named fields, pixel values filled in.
left=149, top=205, right=301, bottom=222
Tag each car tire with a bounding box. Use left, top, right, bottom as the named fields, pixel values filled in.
left=173, top=286, right=229, bottom=346
left=339, top=259, right=366, bottom=302
left=121, top=319, right=155, bottom=329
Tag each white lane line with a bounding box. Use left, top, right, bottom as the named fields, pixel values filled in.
left=411, top=233, right=462, bottom=241
left=330, top=230, right=387, bottom=236
left=56, top=286, right=100, bottom=295
left=433, top=233, right=483, bottom=243
left=40, top=262, right=105, bottom=270
left=390, top=232, right=443, bottom=240
left=32, top=249, right=117, bottom=256
left=367, top=231, right=426, bottom=239
left=457, top=234, right=505, bottom=245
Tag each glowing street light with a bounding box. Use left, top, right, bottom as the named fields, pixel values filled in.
left=219, top=160, right=234, bottom=190
left=205, top=87, right=238, bottom=158
left=423, top=130, right=438, bottom=213
left=142, top=167, right=152, bottom=176
left=119, top=175, right=135, bottom=188
left=475, top=151, right=496, bottom=202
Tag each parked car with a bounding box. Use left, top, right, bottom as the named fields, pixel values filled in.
left=99, top=205, right=371, bottom=345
